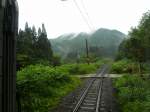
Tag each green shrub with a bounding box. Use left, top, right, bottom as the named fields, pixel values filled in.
left=76, top=64, right=96, bottom=74
left=111, top=60, right=139, bottom=74
left=114, top=75, right=146, bottom=88
left=114, top=75, right=150, bottom=112
left=56, top=62, right=101, bottom=75
left=123, top=101, right=150, bottom=112
left=123, top=101, right=144, bottom=112
left=143, top=63, right=150, bottom=73
left=17, top=65, right=80, bottom=112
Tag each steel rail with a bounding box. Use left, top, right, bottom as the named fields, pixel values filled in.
left=96, top=78, right=103, bottom=112
left=72, top=65, right=108, bottom=112
left=72, top=78, right=95, bottom=112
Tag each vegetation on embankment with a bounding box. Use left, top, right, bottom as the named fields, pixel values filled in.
left=110, top=59, right=150, bottom=74
left=112, top=10, right=150, bottom=112
left=58, top=58, right=112, bottom=75
left=112, top=60, right=150, bottom=112
left=114, top=75, right=150, bottom=112
left=17, top=65, right=81, bottom=112
left=16, top=59, right=110, bottom=112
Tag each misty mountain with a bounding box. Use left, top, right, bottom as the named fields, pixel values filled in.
left=50, top=28, right=126, bottom=60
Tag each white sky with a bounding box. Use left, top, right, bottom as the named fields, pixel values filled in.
left=18, top=0, right=150, bottom=39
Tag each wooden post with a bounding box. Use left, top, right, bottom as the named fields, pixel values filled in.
left=85, top=39, right=89, bottom=65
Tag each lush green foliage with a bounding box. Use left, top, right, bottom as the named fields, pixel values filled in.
left=111, top=60, right=139, bottom=74
left=17, top=65, right=80, bottom=112
left=114, top=75, right=150, bottom=112
left=57, top=63, right=97, bottom=75
left=17, top=23, right=53, bottom=69
left=17, top=61, right=105, bottom=111
left=57, top=59, right=111, bottom=75
left=111, top=59, right=150, bottom=74
left=143, top=63, right=150, bottom=73
left=117, top=11, right=150, bottom=63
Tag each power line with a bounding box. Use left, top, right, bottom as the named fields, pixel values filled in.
left=81, top=0, right=95, bottom=30
left=73, top=0, right=93, bottom=31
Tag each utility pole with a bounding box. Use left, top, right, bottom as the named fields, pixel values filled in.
left=0, top=0, right=19, bottom=112
left=85, top=39, right=89, bottom=65
left=77, top=51, right=80, bottom=64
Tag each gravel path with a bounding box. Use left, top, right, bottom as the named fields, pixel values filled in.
left=100, top=78, right=119, bottom=112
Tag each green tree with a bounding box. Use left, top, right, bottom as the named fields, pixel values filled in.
left=17, top=23, right=53, bottom=68
left=36, top=24, right=53, bottom=62
left=117, top=11, right=150, bottom=74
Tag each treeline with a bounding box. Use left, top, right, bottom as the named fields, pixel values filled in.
left=112, top=11, right=150, bottom=112
left=17, top=22, right=60, bottom=70
left=116, top=11, right=150, bottom=72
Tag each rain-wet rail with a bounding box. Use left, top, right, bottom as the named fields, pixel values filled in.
left=72, top=65, right=108, bottom=112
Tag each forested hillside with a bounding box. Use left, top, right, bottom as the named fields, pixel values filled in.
left=51, top=28, right=126, bottom=61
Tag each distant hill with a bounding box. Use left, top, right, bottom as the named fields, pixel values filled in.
left=50, top=28, right=126, bottom=60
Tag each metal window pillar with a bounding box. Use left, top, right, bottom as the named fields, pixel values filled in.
left=0, top=0, right=18, bottom=112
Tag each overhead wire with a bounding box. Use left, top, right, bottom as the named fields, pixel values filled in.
left=73, top=0, right=93, bottom=31
left=81, top=0, right=95, bottom=31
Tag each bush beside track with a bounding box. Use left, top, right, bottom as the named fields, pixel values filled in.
left=16, top=59, right=111, bottom=111
left=17, top=65, right=80, bottom=112
left=114, top=74, right=150, bottom=112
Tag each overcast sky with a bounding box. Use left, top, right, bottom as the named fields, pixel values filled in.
left=18, top=0, right=150, bottom=39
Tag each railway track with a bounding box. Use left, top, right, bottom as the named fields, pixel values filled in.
left=72, top=65, right=109, bottom=112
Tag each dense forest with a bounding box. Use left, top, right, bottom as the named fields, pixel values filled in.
left=16, top=23, right=62, bottom=69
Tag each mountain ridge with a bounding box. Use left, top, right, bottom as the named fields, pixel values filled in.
left=50, top=28, right=126, bottom=60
